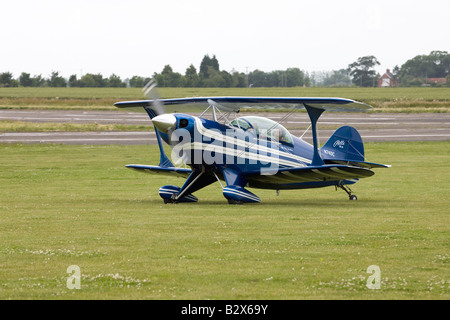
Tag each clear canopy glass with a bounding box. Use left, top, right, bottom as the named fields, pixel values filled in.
left=230, top=116, right=293, bottom=145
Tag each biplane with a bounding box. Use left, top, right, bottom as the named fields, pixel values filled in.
left=115, top=87, right=389, bottom=204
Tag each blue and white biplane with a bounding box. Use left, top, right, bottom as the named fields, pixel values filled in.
left=115, top=90, right=389, bottom=204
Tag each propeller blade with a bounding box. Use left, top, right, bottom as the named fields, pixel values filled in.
left=142, top=79, right=165, bottom=116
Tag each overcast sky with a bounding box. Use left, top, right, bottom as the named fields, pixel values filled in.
left=2, top=0, right=449, bottom=79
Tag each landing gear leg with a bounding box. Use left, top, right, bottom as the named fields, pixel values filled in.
left=337, top=184, right=357, bottom=200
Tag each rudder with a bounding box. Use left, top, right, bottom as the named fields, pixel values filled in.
left=320, top=126, right=365, bottom=162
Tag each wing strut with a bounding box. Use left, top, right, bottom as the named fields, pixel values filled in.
left=304, top=104, right=325, bottom=166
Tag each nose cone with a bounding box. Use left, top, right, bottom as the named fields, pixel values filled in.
left=152, top=114, right=177, bottom=134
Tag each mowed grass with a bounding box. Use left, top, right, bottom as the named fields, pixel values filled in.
left=0, top=142, right=448, bottom=299
left=0, top=87, right=449, bottom=112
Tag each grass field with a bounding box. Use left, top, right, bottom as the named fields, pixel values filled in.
left=0, top=87, right=449, bottom=112
left=0, top=141, right=448, bottom=299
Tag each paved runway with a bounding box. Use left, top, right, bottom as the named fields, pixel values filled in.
left=1, top=109, right=449, bottom=144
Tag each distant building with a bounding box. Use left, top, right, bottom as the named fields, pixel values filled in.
left=426, top=78, right=447, bottom=85
left=377, top=69, right=398, bottom=87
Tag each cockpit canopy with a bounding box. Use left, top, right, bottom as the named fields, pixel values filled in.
left=230, top=116, right=293, bottom=146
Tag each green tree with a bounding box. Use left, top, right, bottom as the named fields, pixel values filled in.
left=285, top=68, right=307, bottom=87
left=78, top=74, right=96, bottom=87
left=31, top=74, right=46, bottom=87
left=399, top=51, right=450, bottom=85
left=92, top=73, right=106, bottom=87
left=0, top=72, right=17, bottom=87
left=68, top=75, right=79, bottom=87
left=220, top=70, right=233, bottom=88
left=48, top=71, right=67, bottom=87
left=184, top=64, right=200, bottom=87
left=107, top=74, right=126, bottom=87
left=200, top=67, right=221, bottom=87
left=248, top=68, right=310, bottom=87
left=78, top=73, right=107, bottom=87
left=248, top=69, right=269, bottom=87
left=347, top=56, right=380, bottom=87
left=153, top=65, right=183, bottom=87
left=231, top=70, right=247, bottom=88
left=199, top=54, right=220, bottom=79
left=129, top=76, right=148, bottom=88
left=19, top=72, right=32, bottom=87
left=199, top=67, right=233, bottom=88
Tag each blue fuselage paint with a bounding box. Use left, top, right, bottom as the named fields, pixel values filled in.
left=158, top=113, right=357, bottom=190
left=161, top=114, right=314, bottom=169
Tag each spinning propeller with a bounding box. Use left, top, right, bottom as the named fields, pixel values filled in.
left=142, top=79, right=165, bottom=116
left=142, top=80, right=182, bottom=165
left=142, top=80, right=176, bottom=139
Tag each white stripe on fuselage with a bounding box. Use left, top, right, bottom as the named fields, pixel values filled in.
left=180, top=142, right=302, bottom=168
left=192, top=116, right=311, bottom=167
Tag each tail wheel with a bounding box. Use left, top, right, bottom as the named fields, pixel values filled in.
left=337, top=184, right=358, bottom=201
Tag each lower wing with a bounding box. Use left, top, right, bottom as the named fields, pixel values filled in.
left=125, top=164, right=192, bottom=178
left=244, top=164, right=374, bottom=185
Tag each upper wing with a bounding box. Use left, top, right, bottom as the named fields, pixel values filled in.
left=115, top=96, right=372, bottom=113
left=244, top=164, right=374, bottom=185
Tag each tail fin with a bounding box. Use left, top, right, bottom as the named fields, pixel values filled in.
left=321, top=126, right=365, bottom=162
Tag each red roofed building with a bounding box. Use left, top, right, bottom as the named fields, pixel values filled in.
left=377, top=69, right=399, bottom=87
left=426, top=78, right=447, bottom=85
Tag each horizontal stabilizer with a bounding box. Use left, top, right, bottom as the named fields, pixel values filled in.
left=323, top=159, right=391, bottom=169
left=125, top=164, right=191, bottom=178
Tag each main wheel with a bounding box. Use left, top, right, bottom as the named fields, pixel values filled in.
left=349, top=195, right=357, bottom=201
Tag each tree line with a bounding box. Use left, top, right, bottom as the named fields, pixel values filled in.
left=0, top=71, right=128, bottom=88
left=1, top=51, right=448, bottom=88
